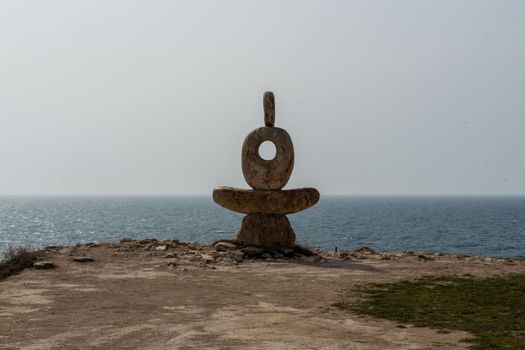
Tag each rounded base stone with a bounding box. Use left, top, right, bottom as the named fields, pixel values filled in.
left=236, top=214, right=296, bottom=249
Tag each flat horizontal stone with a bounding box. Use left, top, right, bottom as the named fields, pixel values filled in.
left=72, top=256, right=94, bottom=263
left=213, top=186, right=319, bottom=215
left=33, top=261, right=55, bottom=269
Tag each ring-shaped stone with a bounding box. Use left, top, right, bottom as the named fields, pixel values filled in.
left=241, top=126, right=294, bottom=190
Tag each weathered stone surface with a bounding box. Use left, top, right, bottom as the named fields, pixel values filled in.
left=263, top=91, right=275, bottom=127
left=237, top=214, right=296, bottom=248
left=213, top=91, right=318, bottom=248
left=214, top=242, right=237, bottom=252
left=213, top=186, right=319, bottom=214
left=240, top=246, right=264, bottom=257
left=241, top=126, right=294, bottom=190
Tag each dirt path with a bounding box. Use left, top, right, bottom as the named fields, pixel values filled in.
left=1, top=240, right=524, bottom=349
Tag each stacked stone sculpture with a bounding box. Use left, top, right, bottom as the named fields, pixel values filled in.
left=213, top=92, right=319, bottom=248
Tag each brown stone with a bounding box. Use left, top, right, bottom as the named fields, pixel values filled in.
left=213, top=186, right=319, bottom=215
left=237, top=214, right=296, bottom=248
left=263, top=91, right=275, bottom=127
left=241, top=126, right=294, bottom=190
left=213, top=91, right=319, bottom=248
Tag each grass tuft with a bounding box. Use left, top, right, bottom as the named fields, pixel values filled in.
left=336, top=274, right=525, bottom=349
left=0, top=247, right=40, bottom=280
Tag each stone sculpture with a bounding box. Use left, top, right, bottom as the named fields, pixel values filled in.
left=213, top=91, right=319, bottom=248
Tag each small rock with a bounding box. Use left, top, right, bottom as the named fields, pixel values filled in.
left=261, top=252, right=272, bottom=259
left=278, top=248, right=294, bottom=256
left=201, top=254, right=215, bottom=262
left=214, top=242, right=237, bottom=252
left=165, top=253, right=177, bottom=258
left=354, top=246, right=377, bottom=255
left=273, top=252, right=284, bottom=259
left=33, top=261, right=55, bottom=269
left=232, top=251, right=245, bottom=261
left=72, top=256, right=94, bottom=263
left=417, top=254, right=434, bottom=261
left=484, top=257, right=493, bottom=262
left=155, top=245, right=167, bottom=251
left=217, top=255, right=238, bottom=266
left=189, top=255, right=202, bottom=262
left=241, top=246, right=264, bottom=257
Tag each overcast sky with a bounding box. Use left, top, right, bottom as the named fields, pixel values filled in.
left=1, top=0, right=524, bottom=195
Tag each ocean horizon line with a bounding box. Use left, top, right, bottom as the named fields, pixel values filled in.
left=1, top=193, right=525, bottom=198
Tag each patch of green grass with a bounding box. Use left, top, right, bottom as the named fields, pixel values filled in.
left=336, top=274, right=525, bottom=349
left=0, top=247, right=39, bottom=280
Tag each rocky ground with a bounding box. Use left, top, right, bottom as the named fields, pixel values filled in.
left=1, top=239, right=524, bottom=349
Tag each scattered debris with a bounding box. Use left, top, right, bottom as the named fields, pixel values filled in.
left=55, top=239, right=519, bottom=274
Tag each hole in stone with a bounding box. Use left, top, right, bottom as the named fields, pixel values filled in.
left=258, top=141, right=276, bottom=160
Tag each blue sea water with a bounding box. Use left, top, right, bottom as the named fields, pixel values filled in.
left=0, top=196, right=524, bottom=258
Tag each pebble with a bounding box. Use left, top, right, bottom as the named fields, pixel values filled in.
left=72, top=256, right=94, bottom=263
left=214, top=242, right=237, bottom=252
left=241, top=247, right=264, bottom=257
left=201, top=254, right=215, bottom=262
left=155, top=245, right=167, bottom=251
left=33, top=261, right=55, bottom=269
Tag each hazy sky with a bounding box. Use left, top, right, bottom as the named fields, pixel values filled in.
left=1, top=0, right=524, bottom=195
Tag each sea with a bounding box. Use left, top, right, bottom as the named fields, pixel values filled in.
left=0, top=196, right=524, bottom=258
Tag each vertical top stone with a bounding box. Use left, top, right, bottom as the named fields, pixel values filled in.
left=263, top=91, right=275, bottom=127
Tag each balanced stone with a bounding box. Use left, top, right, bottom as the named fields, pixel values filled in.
left=237, top=214, right=295, bottom=248
left=241, top=126, right=294, bottom=190
left=213, top=186, right=319, bottom=215
left=212, top=91, right=319, bottom=248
